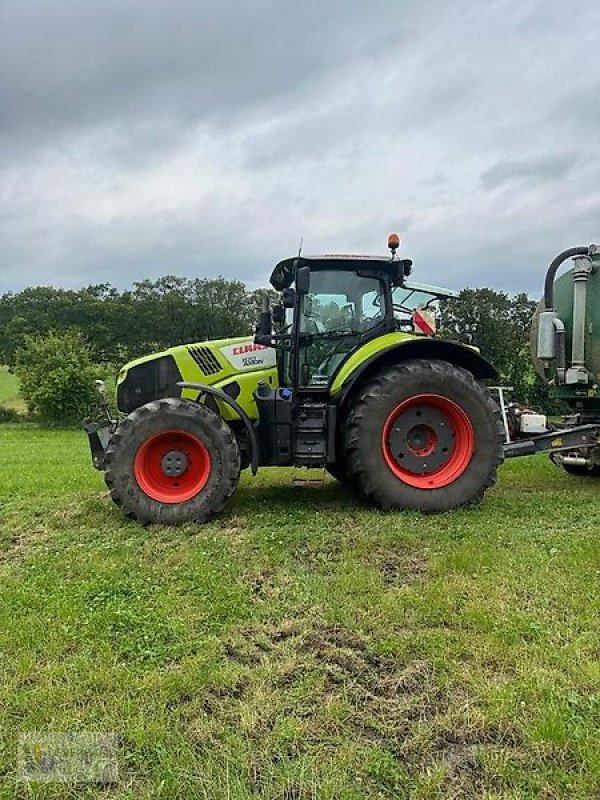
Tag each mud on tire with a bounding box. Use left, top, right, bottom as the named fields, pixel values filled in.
left=104, top=398, right=240, bottom=525
left=342, top=360, right=504, bottom=512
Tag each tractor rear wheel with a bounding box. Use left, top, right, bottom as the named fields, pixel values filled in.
left=326, top=411, right=355, bottom=486
left=343, top=360, right=504, bottom=512
left=326, top=463, right=353, bottom=485
left=104, top=398, right=240, bottom=525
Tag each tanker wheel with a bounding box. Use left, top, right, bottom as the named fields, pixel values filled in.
left=104, top=398, right=240, bottom=525
left=343, top=360, right=504, bottom=512
left=562, top=463, right=600, bottom=477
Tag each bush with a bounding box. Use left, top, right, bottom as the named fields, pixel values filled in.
left=0, top=405, right=22, bottom=423
left=15, top=330, right=99, bottom=426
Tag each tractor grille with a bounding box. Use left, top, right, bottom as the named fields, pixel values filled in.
left=188, top=346, right=222, bottom=376
left=117, top=355, right=182, bottom=413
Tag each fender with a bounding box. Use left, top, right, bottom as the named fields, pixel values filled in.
left=331, top=335, right=498, bottom=408
left=177, top=381, right=259, bottom=475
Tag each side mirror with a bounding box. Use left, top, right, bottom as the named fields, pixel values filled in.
left=258, top=308, right=272, bottom=334
left=272, top=303, right=285, bottom=324
left=296, top=266, right=310, bottom=295
left=254, top=292, right=273, bottom=346
left=391, top=259, right=412, bottom=286
left=281, top=287, right=296, bottom=308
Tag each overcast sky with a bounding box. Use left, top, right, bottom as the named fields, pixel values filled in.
left=1, top=0, right=599, bottom=296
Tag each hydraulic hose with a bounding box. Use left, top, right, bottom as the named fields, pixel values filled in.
left=543, top=246, right=589, bottom=309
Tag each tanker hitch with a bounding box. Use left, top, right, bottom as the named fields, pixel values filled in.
left=503, top=423, right=600, bottom=459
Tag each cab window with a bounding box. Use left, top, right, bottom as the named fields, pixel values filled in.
left=297, top=270, right=385, bottom=386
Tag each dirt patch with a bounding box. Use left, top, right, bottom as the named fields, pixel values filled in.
left=414, top=717, right=525, bottom=794
left=184, top=619, right=521, bottom=796
left=373, top=548, right=428, bottom=588
left=0, top=519, right=52, bottom=564
left=214, top=514, right=248, bottom=543
left=246, top=566, right=295, bottom=605
left=301, top=625, right=394, bottom=685
left=199, top=677, right=249, bottom=714
left=437, top=741, right=486, bottom=788
left=291, top=540, right=343, bottom=572
left=222, top=618, right=305, bottom=667
left=297, top=625, right=447, bottom=747
left=220, top=622, right=446, bottom=734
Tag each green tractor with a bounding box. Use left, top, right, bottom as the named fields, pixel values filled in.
left=86, top=235, right=504, bottom=524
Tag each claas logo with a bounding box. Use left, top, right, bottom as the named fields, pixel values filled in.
left=231, top=343, right=268, bottom=356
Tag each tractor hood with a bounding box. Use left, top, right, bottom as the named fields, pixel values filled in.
left=116, top=336, right=277, bottom=413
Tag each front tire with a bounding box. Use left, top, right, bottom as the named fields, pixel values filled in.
left=104, top=398, right=240, bottom=525
left=343, top=360, right=504, bottom=512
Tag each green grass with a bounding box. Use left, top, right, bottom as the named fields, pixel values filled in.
left=0, top=425, right=599, bottom=799
left=0, top=367, right=24, bottom=411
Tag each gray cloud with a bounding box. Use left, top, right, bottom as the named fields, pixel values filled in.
left=0, top=0, right=412, bottom=156
left=480, top=154, right=578, bottom=190
left=1, top=0, right=600, bottom=298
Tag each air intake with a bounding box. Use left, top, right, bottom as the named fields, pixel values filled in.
left=188, top=346, right=222, bottom=376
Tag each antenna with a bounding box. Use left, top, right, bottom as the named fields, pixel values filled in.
left=297, top=237, right=304, bottom=257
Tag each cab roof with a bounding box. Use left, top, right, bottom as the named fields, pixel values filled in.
left=270, top=254, right=396, bottom=290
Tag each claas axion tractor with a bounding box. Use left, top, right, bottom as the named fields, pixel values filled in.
left=86, top=237, right=600, bottom=525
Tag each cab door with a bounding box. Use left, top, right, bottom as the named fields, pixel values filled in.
left=293, top=268, right=387, bottom=388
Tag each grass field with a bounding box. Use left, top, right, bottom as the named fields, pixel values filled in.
left=0, top=425, right=599, bottom=799
left=0, top=367, right=24, bottom=411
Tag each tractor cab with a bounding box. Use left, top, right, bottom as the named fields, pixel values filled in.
left=260, top=253, right=404, bottom=389
left=257, top=241, right=457, bottom=390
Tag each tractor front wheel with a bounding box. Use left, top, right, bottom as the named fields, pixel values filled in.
left=343, top=360, right=504, bottom=512
left=104, top=398, right=240, bottom=525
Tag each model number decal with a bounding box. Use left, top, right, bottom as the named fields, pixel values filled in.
left=241, top=355, right=263, bottom=367
left=220, top=341, right=277, bottom=371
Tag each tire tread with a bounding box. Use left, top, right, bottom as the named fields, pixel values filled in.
left=104, top=398, right=240, bottom=525
left=343, top=360, right=504, bottom=512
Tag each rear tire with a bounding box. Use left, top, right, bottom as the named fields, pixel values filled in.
left=326, top=411, right=355, bottom=486
left=342, top=360, right=504, bottom=512
left=104, top=398, right=240, bottom=525
left=326, top=463, right=353, bottom=484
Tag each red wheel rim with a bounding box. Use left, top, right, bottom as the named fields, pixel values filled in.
left=382, top=394, right=474, bottom=489
left=134, top=429, right=211, bottom=503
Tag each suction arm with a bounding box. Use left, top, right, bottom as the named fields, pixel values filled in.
left=543, top=246, right=589, bottom=309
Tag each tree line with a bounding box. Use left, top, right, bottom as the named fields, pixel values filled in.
left=439, top=288, right=552, bottom=410
left=0, top=275, right=553, bottom=423
left=0, top=276, right=264, bottom=368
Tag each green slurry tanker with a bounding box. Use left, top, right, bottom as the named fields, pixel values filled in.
left=85, top=238, right=600, bottom=525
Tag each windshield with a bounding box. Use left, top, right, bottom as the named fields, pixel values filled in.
left=393, top=288, right=440, bottom=311
left=392, top=282, right=458, bottom=328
